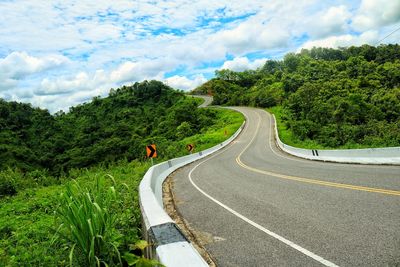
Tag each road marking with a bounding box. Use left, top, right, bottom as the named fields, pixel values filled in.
left=266, top=111, right=326, bottom=165
left=186, top=107, right=397, bottom=266
left=237, top=111, right=400, bottom=196
left=236, top=157, right=400, bottom=196
left=188, top=152, right=339, bottom=267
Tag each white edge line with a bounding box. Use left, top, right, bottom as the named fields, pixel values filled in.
left=188, top=110, right=340, bottom=267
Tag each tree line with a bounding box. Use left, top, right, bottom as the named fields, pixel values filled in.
left=0, top=80, right=217, bottom=176
left=193, top=44, right=400, bottom=148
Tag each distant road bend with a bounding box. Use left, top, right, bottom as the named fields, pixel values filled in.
left=170, top=106, right=400, bottom=266
left=193, top=94, right=213, bottom=108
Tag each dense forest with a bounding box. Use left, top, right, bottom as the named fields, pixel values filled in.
left=193, top=44, right=400, bottom=148
left=0, top=80, right=216, bottom=176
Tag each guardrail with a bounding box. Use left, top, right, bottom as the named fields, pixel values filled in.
left=272, top=115, right=400, bottom=165
left=139, top=121, right=245, bottom=266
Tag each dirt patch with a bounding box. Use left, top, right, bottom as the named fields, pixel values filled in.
left=163, top=172, right=218, bottom=266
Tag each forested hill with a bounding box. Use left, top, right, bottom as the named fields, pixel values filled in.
left=193, top=44, right=400, bottom=148
left=0, top=80, right=216, bottom=174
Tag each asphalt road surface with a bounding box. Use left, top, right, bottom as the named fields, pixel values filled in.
left=170, top=107, right=400, bottom=267
left=193, top=95, right=213, bottom=108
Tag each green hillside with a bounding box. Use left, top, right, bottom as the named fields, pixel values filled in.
left=193, top=44, right=400, bottom=148
left=0, top=80, right=221, bottom=174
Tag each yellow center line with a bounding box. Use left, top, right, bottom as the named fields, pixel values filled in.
left=236, top=156, right=400, bottom=196
left=236, top=110, right=400, bottom=197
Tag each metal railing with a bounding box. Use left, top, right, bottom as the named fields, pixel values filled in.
left=272, top=114, right=400, bottom=165
left=139, top=121, right=245, bottom=266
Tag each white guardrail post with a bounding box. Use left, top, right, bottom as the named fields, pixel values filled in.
left=271, top=114, right=400, bottom=165
left=139, top=121, right=245, bottom=266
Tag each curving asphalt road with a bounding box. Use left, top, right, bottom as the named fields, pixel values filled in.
left=192, top=95, right=214, bottom=108
left=170, top=107, right=400, bottom=266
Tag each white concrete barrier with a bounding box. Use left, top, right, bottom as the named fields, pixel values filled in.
left=139, top=121, right=245, bottom=266
left=272, top=115, right=400, bottom=165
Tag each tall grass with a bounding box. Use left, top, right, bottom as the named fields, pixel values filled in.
left=179, top=108, right=244, bottom=153
left=54, top=175, right=123, bottom=266
left=267, top=106, right=330, bottom=149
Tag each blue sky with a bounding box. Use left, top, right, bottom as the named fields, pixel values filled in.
left=0, top=0, right=399, bottom=112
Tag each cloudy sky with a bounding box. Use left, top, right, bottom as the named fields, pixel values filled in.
left=0, top=0, right=399, bottom=112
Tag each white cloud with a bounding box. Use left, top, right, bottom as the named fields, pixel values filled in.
left=352, top=0, right=400, bottom=31
left=0, top=78, right=18, bottom=92
left=0, top=52, right=68, bottom=79
left=220, top=57, right=267, bottom=72
left=31, top=71, right=114, bottom=112
left=36, top=72, right=92, bottom=96
left=0, top=52, right=68, bottom=91
left=79, top=22, right=123, bottom=42
left=300, top=31, right=379, bottom=49
left=306, top=5, right=351, bottom=38
left=209, top=10, right=290, bottom=55
left=165, top=75, right=207, bottom=91
left=110, top=60, right=170, bottom=84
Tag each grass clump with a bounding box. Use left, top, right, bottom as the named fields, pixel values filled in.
left=0, top=170, right=17, bottom=197
left=54, top=175, right=123, bottom=266
left=267, top=106, right=326, bottom=149
left=180, top=108, right=244, bottom=152
left=0, top=185, right=67, bottom=266
left=0, top=168, right=61, bottom=197
left=0, top=161, right=148, bottom=266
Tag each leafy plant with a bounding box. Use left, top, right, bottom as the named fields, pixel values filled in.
left=0, top=177, right=16, bottom=197
left=0, top=169, right=17, bottom=197
left=123, top=240, right=164, bottom=267
left=54, top=175, right=123, bottom=266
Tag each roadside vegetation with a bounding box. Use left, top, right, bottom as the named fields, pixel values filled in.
left=0, top=81, right=243, bottom=266
left=0, top=162, right=149, bottom=266
left=193, top=44, right=400, bottom=149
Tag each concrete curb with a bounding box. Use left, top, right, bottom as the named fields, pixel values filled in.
left=272, top=114, right=400, bottom=165
left=139, top=121, right=245, bottom=266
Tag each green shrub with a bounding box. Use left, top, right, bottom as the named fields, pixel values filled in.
left=0, top=170, right=17, bottom=197
left=25, top=169, right=59, bottom=187
left=54, top=175, right=123, bottom=266
left=0, top=185, right=66, bottom=266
